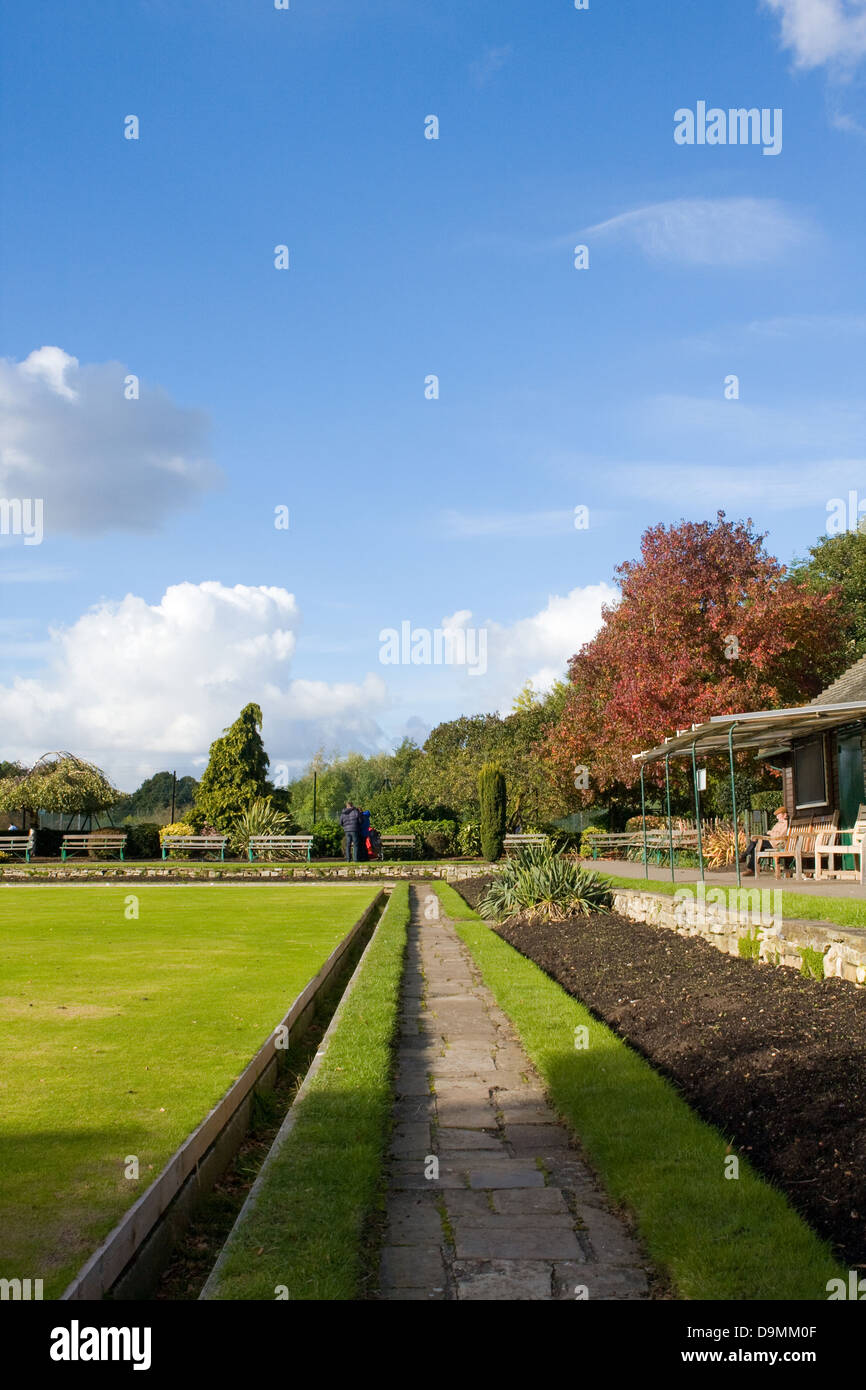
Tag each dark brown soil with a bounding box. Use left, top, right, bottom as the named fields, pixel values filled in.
left=454, top=881, right=866, bottom=1266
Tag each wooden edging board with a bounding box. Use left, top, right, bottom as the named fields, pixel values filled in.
left=60, top=888, right=387, bottom=1301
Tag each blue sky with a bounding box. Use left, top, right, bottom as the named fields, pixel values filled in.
left=2, top=0, right=866, bottom=788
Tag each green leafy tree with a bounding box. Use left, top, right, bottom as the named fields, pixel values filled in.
left=790, top=529, right=866, bottom=660
left=195, top=703, right=270, bottom=830
left=113, top=771, right=198, bottom=822
left=479, top=763, right=507, bottom=862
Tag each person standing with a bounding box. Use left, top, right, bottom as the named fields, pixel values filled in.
left=339, top=801, right=363, bottom=862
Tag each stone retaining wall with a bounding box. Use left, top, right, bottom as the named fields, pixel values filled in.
left=614, top=885, right=866, bottom=986
left=0, top=862, right=491, bottom=885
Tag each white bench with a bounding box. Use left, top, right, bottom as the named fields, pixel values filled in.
left=61, top=833, right=127, bottom=861
left=248, top=834, right=313, bottom=862
left=0, top=830, right=35, bottom=862
left=161, top=835, right=228, bottom=861
left=378, top=834, right=416, bottom=858
left=504, top=834, right=548, bottom=853
left=815, top=805, right=866, bottom=883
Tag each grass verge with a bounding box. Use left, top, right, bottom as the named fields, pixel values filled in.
left=203, top=883, right=411, bottom=1300
left=602, top=872, right=866, bottom=930
left=434, top=886, right=845, bottom=1301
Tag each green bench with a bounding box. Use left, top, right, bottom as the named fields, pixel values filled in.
left=161, top=834, right=228, bottom=861
left=61, top=833, right=126, bottom=861
left=0, top=830, right=36, bottom=862
left=247, top=834, right=313, bottom=862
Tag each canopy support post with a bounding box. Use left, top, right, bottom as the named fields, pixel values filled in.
left=728, top=723, right=741, bottom=888
left=665, top=753, right=675, bottom=883
left=691, top=739, right=705, bottom=883
left=640, top=763, right=649, bottom=880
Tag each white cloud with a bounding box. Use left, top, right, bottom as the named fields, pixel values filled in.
left=620, top=460, right=862, bottom=510
left=470, top=44, right=513, bottom=86
left=0, top=581, right=387, bottom=787
left=585, top=198, right=812, bottom=266
left=443, top=508, right=574, bottom=538
left=0, top=347, right=221, bottom=535
left=763, top=0, right=866, bottom=69
left=747, top=312, right=866, bottom=336
left=437, top=584, right=617, bottom=712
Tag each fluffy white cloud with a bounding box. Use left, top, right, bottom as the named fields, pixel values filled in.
left=0, top=347, right=220, bottom=535
left=586, top=198, right=812, bottom=266
left=431, top=584, right=617, bottom=712
left=763, top=0, right=866, bottom=69
left=0, top=581, right=387, bottom=787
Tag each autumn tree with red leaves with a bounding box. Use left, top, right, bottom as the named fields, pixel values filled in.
left=546, top=513, right=849, bottom=800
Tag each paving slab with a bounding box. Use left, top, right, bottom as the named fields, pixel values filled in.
left=453, top=1259, right=553, bottom=1301
left=377, top=886, right=652, bottom=1302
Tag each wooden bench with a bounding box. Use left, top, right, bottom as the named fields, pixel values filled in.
left=378, top=834, right=416, bottom=859
left=815, top=805, right=866, bottom=883
left=504, top=833, right=548, bottom=854
left=587, top=830, right=698, bottom=860
left=61, top=833, right=126, bottom=861
left=161, top=835, right=228, bottom=861
left=247, top=834, right=313, bottom=862
left=0, top=830, right=35, bottom=862
left=756, top=812, right=838, bottom=881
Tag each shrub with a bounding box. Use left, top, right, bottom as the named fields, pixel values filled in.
left=457, top=821, right=482, bottom=857
left=579, top=825, right=606, bottom=857
left=479, top=763, right=506, bottom=863
left=230, top=797, right=290, bottom=855
left=383, top=819, right=458, bottom=857
left=124, top=822, right=161, bottom=859
left=704, top=823, right=747, bottom=870
left=310, top=822, right=344, bottom=858
left=159, top=821, right=196, bottom=842
left=479, top=842, right=613, bottom=923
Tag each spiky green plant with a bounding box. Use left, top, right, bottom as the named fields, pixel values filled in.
left=478, top=842, right=613, bottom=923
left=230, top=796, right=290, bottom=854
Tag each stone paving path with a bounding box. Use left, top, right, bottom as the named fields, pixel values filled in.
left=377, top=885, right=652, bottom=1301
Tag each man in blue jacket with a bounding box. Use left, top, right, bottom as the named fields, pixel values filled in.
left=339, top=801, right=364, bottom=862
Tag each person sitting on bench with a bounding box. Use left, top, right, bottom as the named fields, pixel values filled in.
left=743, top=806, right=787, bottom=875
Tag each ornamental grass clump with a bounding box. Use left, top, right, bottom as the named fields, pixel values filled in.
left=478, top=842, right=613, bottom=924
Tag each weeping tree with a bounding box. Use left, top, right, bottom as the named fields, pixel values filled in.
left=479, top=762, right=507, bottom=863
left=0, top=753, right=120, bottom=831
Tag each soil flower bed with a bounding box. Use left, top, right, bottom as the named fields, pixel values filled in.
left=456, top=877, right=866, bottom=1268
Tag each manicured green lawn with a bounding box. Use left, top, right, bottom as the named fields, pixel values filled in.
left=435, top=886, right=845, bottom=1300
left=205, top=883, right=410, bottom=1301
left=0, top=884, right=378, bottom=1298
left=602, top=872, right=866, bottom=929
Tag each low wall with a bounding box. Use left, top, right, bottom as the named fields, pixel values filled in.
left=613, top=886, right=866, bottom=985
left=0, top=863, right=491, bottom=884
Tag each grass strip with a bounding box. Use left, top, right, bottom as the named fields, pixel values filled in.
left=602, top=872, right=866, bottom=930
left=203, top=883, right=411, bottom=1300
left=435, top=886, right=845, bottom=1301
